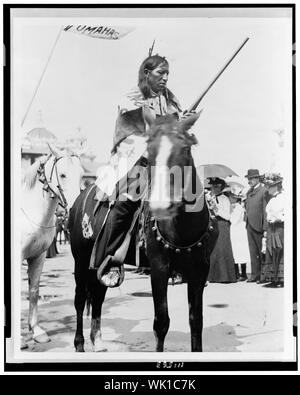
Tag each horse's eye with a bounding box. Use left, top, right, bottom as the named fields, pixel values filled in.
left=60, top=173, right=66, bottom=179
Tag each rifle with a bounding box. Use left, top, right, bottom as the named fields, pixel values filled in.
left=187, top=37, right=250, bottom=113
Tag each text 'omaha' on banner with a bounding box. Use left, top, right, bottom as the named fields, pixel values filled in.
left=63, top=24, right=134, bottom=40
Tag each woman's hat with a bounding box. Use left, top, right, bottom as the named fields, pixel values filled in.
left=245, top=169, right=261, bottom=179
left=262, top=173, right=283, bottom=187
left=207, top=177, right=226, bottom=186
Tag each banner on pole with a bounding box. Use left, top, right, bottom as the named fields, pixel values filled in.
left=63, top=24, right=134, bottom=40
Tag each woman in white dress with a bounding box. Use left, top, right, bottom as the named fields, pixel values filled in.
left=261, top=174, right=284, bottom=287
left=229, top=193, right=250, bottom=281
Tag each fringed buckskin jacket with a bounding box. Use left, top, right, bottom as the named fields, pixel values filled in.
left=95, top=87, right=181, bottom=198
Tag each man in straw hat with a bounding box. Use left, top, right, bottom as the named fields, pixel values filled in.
left=244, top=169, right=268, bottom=283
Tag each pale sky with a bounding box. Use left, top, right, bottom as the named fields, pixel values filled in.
left=12, top=8, right=293, bottom=178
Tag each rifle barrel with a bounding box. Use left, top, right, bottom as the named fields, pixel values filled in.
left=188, top=37, right=250, bottom=112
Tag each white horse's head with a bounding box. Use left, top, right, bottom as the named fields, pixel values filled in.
left=44, top=144, right=84, bottom=209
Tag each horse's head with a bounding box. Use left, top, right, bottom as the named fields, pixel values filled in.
left=44, top=144, right=84, bottom=209
left=146, top=110, right=201, bottom=218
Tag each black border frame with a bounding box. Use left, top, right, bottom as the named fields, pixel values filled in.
left=3, top=3, right=297, bottom=373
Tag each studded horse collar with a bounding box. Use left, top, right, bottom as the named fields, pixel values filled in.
left=150, top=216, right=215, bottom=254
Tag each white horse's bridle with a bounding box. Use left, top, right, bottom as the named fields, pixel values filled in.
left=37, top=154, right=72, bottom=210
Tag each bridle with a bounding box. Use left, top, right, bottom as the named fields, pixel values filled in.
left=37, top=154, right=70, bottom=211
left=21, top=153, right=78, bottom=229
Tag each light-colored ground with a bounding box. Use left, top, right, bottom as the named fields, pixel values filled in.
left=21, top=244, right=284, bottom=353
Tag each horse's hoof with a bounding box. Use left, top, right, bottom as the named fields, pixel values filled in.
left=94, top=345, right=108, bottom=352
left=91, top=337, right=107, bottom=352
left=75, top=345, right=85, bottom=352
left=33, top=333, right=50, bottom=344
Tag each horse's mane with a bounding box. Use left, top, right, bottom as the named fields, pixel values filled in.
left=21, top=160, right=41, bottom=190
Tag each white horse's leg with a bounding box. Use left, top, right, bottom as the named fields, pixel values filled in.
left=27, top=251, right=50, bottom=343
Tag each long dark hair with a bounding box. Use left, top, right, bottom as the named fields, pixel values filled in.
left=138, top=55, right=181, bottom=111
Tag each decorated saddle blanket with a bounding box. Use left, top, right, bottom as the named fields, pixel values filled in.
left=70, top=183, right=141, bottom=269
left=76, top=184, right=105, bottom=241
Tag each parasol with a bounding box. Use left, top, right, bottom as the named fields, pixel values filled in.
left=224, top=175, right=249, bottom=196
left=224, top=175, right=247, bottom=190
left=197, top=164, right=238, bottom=179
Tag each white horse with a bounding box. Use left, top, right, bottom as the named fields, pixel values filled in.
left=21, top=144, right=83, bottom=345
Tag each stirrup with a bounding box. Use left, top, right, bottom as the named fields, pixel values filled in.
left=97, top=255, right=125, bottom=288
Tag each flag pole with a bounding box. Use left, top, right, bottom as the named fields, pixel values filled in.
left=21, top=26, right=64, bottom=128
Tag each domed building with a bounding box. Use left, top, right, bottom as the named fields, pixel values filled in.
left=27, top=127, right=57, bottom=141
left=21, top=125, right=102, bottom=187
left=21, top=127, right=57, bottom=168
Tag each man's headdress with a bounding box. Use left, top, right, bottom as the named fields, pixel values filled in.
left=148, top=39, right=155, bottom=57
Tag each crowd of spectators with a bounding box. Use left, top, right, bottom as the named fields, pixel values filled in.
left=206, top=169, right=284, bottom=288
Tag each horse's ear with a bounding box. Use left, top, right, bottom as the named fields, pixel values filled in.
left=142, top=105, right=155, bottom=132
left=47, top=143, right=63, bottom=159
left=179, top=110, right=203, bottom=133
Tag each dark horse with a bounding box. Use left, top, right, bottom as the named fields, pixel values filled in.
left=69, top=112, right=218, bottom=352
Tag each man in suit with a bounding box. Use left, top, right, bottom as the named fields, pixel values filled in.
left=244, top=169, right=268, bottom=283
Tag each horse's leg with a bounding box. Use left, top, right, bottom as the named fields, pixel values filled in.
left=74, top=259, right=88, bottom=352
left=90, top=280, right=107, bottom=352
left=27, top=251, right=50, bottom=343
left=64, top=230, right=69, bottom=244
left=150, top=261, right=170, bottom=352
left=187, top=277, right=205, bottom=352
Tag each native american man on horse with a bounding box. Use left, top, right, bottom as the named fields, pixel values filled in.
left=70, top=54, right=196, bottom=287
left=69, top=52, right=219, bottom=352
